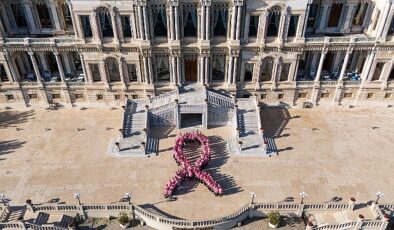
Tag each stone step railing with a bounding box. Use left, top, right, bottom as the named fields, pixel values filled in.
left=150, top=89, right=179, bottom=108
left=206, top=90, right=234, bottom=108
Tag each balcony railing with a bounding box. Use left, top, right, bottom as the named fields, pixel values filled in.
left=343, top=80, right=361, bottom=86
left=44, top=82, right=63, bottom=87
left=296, top=81, right=314, bottom=86
left=4, top=37, right=75, bottom=45
left=20, top=81, right=38, bottom=87
left=320, top=80, right=338, bottom=86
left=305, top=36, right=376, bottom=44
left=67, top=82, right=86, bottom=87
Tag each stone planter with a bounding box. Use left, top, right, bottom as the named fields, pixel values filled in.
left=268, top=222, right=278, bottom=229
left=119, top=222, right=130, bottom=229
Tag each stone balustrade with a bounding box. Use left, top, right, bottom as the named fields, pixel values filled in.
left=206, top=90, right=234, bottom=108
left=305, top=36, right=376, bottom=44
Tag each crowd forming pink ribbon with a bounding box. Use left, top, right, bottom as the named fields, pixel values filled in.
left=163, top=131, right=223, bottom=198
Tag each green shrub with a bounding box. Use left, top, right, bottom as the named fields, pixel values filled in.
left=118, top=212, right=129, bottom=225
left=267, top=211, right=281, bottom=225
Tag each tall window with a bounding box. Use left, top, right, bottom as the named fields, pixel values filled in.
left=153, top=8, right=167, bottom=37
left=36, top=4, right=52, bottom=28
left=212, top=56, right=225, bottom=81
left=10, top=4, right=27, bottom=28
left=388, top=16, right=394, bottom=35
left=260, top=58, right=273, bottom=82
left=127, top=64, right=138, bottom=82
left=80, top=16, right=92, bottom=38
left=90, top=64, right=101, bottom=82
left=307, top=3, right=319, bottom=29
left=98, top=11, right=114, bottom=37
left=353, top=3, right=368, bottom=26
left=0, top=64, right=8, bottom=81
left=156, top=57, right=170, bottom=81
left=287, top=15, right=299, bottom=37
left=213, top=9, right=228, bottom=36
left=106, top=58, right=120, bottom=82
left=183, top=9, right=197, bottom=37
left=121, top=16, right=132, bottom=38
left=62, top=4, right=73, bottom=27
left=244, top=63, right=254, bottom=82
left=280, top=63, right=291, bottom=81
left=248, top=16, right=259, bottom=37
left=267, top=11, right=280, bottom=37
left=327, top=3, right=343, bottom=27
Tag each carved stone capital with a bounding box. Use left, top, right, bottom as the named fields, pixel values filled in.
left=230, top=49, right=240, bottom=57
left=233, top=0, right=243, bottom=7
left=168, top=0, right=179, bottom=7
left=201, top=0, right=211, bottom=7
left=200, top=49, right=210, bottom=57
left=170, top=49, right=181, bottom=58
left=141, top=49, right=152, bottom=58
left=134, top=0, right=147, bottom=7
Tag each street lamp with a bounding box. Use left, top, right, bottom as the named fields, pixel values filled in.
left=249, top=192, right=256, bottom=204
left=375, top=192, right=384, bottom=204
left=73, top=192, right=81, bottom=205
left=299, top=192, right=308, bottom=204
left=125, top=193, right=131, bottom=205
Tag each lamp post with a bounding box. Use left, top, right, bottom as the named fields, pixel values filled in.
left=125, top=192, right=131, bottom=205
left=73, top=192, right=81, bottom=205
left=299, top=192, right=308, bottom=204
left=375, top=192, right=384, bottom=204
left=249, top=192, right=256, bottom=204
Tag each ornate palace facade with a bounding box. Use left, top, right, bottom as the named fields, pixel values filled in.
left=0, top=0, right=394, bottom=108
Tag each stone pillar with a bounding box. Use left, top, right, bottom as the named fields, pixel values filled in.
left=0, top=9, right=6, bottom=39
left=278, top=10, right=288, bottom=42
left=38, top=53, right=49, bottom=71
left=205, top=57, right=209, bottom=85
left=91, top=11, right=100, bottom=42
left=79, top=52, right=89, bottom=83
left=315, top=49, right=327, bottom=82
left=23, top=1, right=39, bottom=33
left=341, top=3, right=357, bottom=33
left=260, top=11, right=269, bottom=45
left=49, top=0, right=62, bottom=31
left=230, top=6, right=237, bottom=40
left=147, top=57, right=154, bottom=84
left=118, top=58, right=126, bottom=84
left=300, top=4, right=310, bottom=38
left=142, top=57, right=149, bottom=83
left=338, top=48, right=352, bottom=81
left=253, top=60, right=262, bottom=83
left=232, top=56, right=238, bottom=84
left=111, top=10, right=120, bottom=44
left=169, top=56, right=175, bottom=83
left=201, top=6, right=206, bottom=40
left=174, top=5, right=180, bottom=40
left=236, top=6, right=242, bottom=40
left=205, top=3, right=211, bottom=40
left=137, top=6, right=145, bottom=40
left=142, top=6, right=150, bottom=40
left=3, top=51, right=18, bottom=82
left=28, top=51, right=42, bottom=83
left=318, top=3, right=330, bottom=32
left=289, top=55, right=300, bottom=82
left=377, top=1, right=392, bottom=38
left=382, top=57, right=394, bottom=89
left=169, top=6, right=174, bottom=40
left=361, top=51, right=377, bottom=84
left=66, top=0, right=78, bottom=37
left=53, top=51, right=65, bottom=82
left=62, top=53, right=72, bottom=74
left=0, top=4, right=12, bottom=36
left=227, top=56, right=234, bottom=84
left=176, top=56, right=182, bottom=85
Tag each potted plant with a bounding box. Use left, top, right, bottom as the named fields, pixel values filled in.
left=267, top=211, right=281, bottom=228
left=118, top=212, right=130, bottom=229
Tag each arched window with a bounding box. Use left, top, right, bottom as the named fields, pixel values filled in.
left=183, top=9, right=197, bottom=37
left=156, top=56, right=170, bottom=81
left=212, top=56, right=225, bottom=81
left=106, top=58, right=120, bottom=82
left=260, top=57, right=273, bottom=82
left=267, top=7, right=281, bottom=37
left=213, top=9, right=228, bottom=36
left=97, top=8, right=114, bottom=38
left=153, top=7, right=167, bottom=37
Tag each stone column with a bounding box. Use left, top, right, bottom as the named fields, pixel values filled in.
left=111, top=10, right=119, bottom=44
left=361, top=51, right=377, bottom=83
left=79, top=52, right=89, bottom=83
left=205, top=3, right=211, bottom=40
left=205, top=56, right=209, bottom=84
left=289, top=55, right=300, bottom=82
left=174, top=5, right=180, bottom=40
left=23, top=1, right=38, bottom=33
left=260, top=11, right=269, bottom=45
left=91, top=11, right=101, bottom=42
left=227, top=56, right=234, bottom=84
left=300, top=4, right=310, bottom=38
left=118, top=58, right=126, bottom=84
left=49, top=0, right=62, bottom=31
left=147, top=57, right=154, bottom=84
left=169, top=6, right=174, bottom=40
left=338, top=48, right=352, bottom=81
left=0, top=4, right=12, bottom=36
left=169, top=56, right=175, bottom=83
left=176, top=56, right=181, bottom=85
left=253, top=60, right=262, bottom=83
left=271, top=57, right=280, bottom=83
left=236, top=6, right=242, bottom=40
left=66, top=0, right=78, bottom=37
left=375, top=1, right=392, bottom=37
left=0, top=9, right=6, bottom=39
left=53, top=51, right=65, bottom=82
left=142, top=6, right=150, bottom=40
left=278, top=10, right=288, bottom=42
left=3, top=50, right=17, bottom=82
left=341, top=3, right=357, bottom=33
left=230, top=6, right=237, bottom=40
left=382, top=57, right=394, bottom=89
left=200, top=57, right=205, bottom=84
left=201, top=6, right=206, bottom=40
left=38, top=53, right=49, bottom=71
left=28, top=51, right=42, bottom=83
left=142, top=57, right=149, bottom=83
left=137, top=6, right=145, bottom=40
left=318, top=3, right=330, bottom=32
left=315, top=49, right=327, bottom=82
left=232, top=56, right=238, bottom=84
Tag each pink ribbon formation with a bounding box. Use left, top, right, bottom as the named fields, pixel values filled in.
left=164, top=131, right=223, bottom=198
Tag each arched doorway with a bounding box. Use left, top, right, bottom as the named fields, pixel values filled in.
left=106, top=57, right=120, bottom=82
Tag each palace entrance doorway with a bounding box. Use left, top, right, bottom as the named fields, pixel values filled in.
left=184, top=59, right=197, bottom=82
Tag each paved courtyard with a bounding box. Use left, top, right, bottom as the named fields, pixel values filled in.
left=0, top=106, right=393, bottom=220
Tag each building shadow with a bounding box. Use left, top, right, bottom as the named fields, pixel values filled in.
left=259, top=103, right=294, bottom=138
left=0, top=140, right=26, bottom=160
left=0, top=110, right=35, bottom=129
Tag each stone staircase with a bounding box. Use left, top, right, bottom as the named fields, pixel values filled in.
left=236, top=98, right=260, bottom=138
left=0, top=206, right=26, bottom=222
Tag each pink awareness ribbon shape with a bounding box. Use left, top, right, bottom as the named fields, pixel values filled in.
left=163, top=131, right=223, bottom=198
